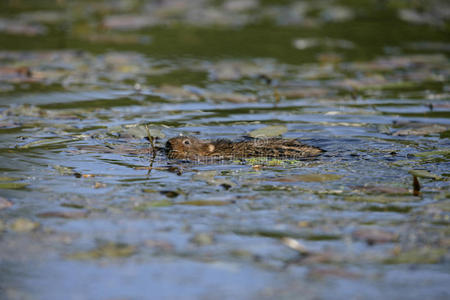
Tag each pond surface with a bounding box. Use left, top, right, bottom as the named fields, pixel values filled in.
left=0, top=1, right=449, bottom=299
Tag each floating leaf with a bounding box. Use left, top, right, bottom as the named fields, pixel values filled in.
left=393, top=125, right=448, bottom=136
left=408, top=169, right=442, bottom=180
left=414, top=149, right=450, bottom=158
left=133, top=201, right=172, bottom=211
left=0, top=177, right=17, bottom=181
left=177, top=200, right=231, bottom=206
left=16, top=138, right=73, bottom=149
left=384, top=247, right=447, bottom=264
left=272, top=174, right=342, bottom=182
left=344, top=195, right=418, bottom=203
left=68, top=242, right=136, bottom=260
left=190, top=233, right=215, bottom=246
left=361, top=205, right=413, bottom=213
left=37, top=211, right=88, bottom=219
left=10, top=218, right=40, bottom=232
left=53, top=165, right=75, bottom=176
left=0, top=182, right=28, bottom=189
left=353, top=185, right=410, bottom=195
left=154, top=85, right=201, bottom=101
left=110, top=124, right=165, bottom=139
left=248, top=125, right=287, bottom=138
left=192, top=171, right=217, bottom=181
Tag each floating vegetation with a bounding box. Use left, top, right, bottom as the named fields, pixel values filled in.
left=0, top=181, right=27, bottom=189
left=408, top=169, right=442, bottom=180
left=67, top=242, right=136, bottom=260
left=177, top=200, right=232, bottom=206
left=343, top=195, right=419, bottom=204
left=384, top=247, right=447, bottom=264
left=271, top=174, right=342, bottom=183
left=133, top=200, right=173, bottom=211
left=9, top=218, right=40, bottom=232
left=414, top=149, right=450, bottom=158
left=16, top=137, right=75, bottom=149
left=37, top=211, right=89, bottom=219
left=248, top=125, right=288, bottom=138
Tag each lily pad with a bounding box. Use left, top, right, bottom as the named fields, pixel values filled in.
left=248, top=125, right=287, bottom=138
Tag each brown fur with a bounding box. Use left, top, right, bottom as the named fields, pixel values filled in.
left=165, top=136, right=322, bottom=160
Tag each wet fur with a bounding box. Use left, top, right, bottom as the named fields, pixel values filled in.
left=166, top=136, right=322, bottom=160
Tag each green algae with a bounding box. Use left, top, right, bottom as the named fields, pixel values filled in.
left=384, top=247, right=447, bottom=264
left=67, top=242, right=136, bottom=260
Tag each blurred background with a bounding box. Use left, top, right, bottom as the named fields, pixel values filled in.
left=0, top=1, right=449, bottom=300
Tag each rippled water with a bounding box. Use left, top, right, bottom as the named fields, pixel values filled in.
left=0, top=1, right=449, bottom=299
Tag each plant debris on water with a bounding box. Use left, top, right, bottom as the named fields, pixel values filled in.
left=0, top=0, right=449, bottom=299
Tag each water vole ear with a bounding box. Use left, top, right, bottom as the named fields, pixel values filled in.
left=207, top=144, right=215, bottom=152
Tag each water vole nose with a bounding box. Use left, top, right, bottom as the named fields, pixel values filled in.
left=165, top=140, right=174, bottom=153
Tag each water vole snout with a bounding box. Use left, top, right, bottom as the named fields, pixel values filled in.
left=165, top=136, right=215, bottom=159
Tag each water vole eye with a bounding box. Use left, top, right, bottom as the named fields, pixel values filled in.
left=183, top=139, right=191, bottom=145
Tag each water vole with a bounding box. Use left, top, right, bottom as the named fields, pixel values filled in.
left=165, top=136, right=322, bottom=160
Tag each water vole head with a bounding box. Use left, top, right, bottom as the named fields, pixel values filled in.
left=165, top=136, right=215, bottom=159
